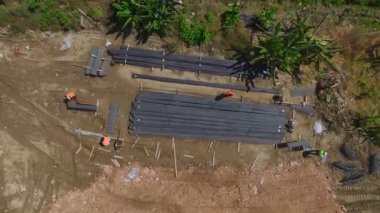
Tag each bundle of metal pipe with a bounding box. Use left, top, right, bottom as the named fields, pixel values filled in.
left=132, top=73, right=281, bottom=94
left=66, top=99, right=97, bottom=112
left=129, top=91, right=288, bottom=144
left=108, top=47, right=243, bottom=76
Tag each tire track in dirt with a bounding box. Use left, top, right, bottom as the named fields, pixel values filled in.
left=335, top=185, right=380, bottom=212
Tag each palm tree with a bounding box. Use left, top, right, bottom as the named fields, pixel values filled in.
left=247, top=16, right=341, bottom=83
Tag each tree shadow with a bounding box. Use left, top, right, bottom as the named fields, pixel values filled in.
left=105, top=5, right=133, bottom=42
left=226, top=46, right=269, bottom=90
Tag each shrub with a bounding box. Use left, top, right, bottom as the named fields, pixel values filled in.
left=206, top=11, right=215, bottom=24
left=221, top=1, right=240, bottom=30
left=27, top=0, right=39, bottom=11
left=257, top=7, right=277, bottom=30
left=178, top=15, right=211, bottom=46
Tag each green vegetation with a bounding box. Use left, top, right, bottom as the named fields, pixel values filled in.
left=221, top=1, right=240, bottom=30
left=206, top=11, right=216, bottom=24
left=178, top=15, right=211, bottom=46
left=23, top=0, right=81, bottom=30
left=248, top=15, right=341, bottom=81
left=87, top=5, right=103, bottom=20
left=0, top=5, right=10, bottom=26
left=112, top=0, right=178, bottom=41
left=256, top=7, right=277, bottom=31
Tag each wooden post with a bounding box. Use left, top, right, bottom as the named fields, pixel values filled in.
left=184, top=154, right=194, bottom=158
left=292, top=109, right=295, bottom=119
left=157, top=148, right=161, bottom=160
left=98, top=147, right=111, bottom=153
left=88, top=145, right=95, bottom=160
left=207, top=141, right=214, bottom=152
left=171, top=137, right=175, bottom=150
left=155, top=141, right=160, bottom=159
left=75, top=143, right=82, bottom=155
left=237, top=142, right=241, bottom=153
left=212, top=151, right=216, bottom=167
left=143, top=146, right=150, bottom=157
left=132, top=136, right=140, bottom=149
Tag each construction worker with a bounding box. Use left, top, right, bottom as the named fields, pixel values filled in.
left=65, top=92, right=76, bottom=100
left=303, top=149, right=327, bottom=158
left=224, top=89, right=233, bottom=97
left=319, top=150, right=327, bottom=158
left=101, top=136, right=111, bottom=146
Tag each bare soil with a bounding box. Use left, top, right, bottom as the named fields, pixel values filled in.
left=50, top=160, right=342, bottom=213
left=0, top=29, right=378, bottom=213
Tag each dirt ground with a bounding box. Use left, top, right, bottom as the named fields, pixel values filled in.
left=0, top=28, right=378, bottom=213
left=50, top=160, right=342, bottom=213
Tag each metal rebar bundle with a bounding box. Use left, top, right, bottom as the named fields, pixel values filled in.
left=108, top=47, right=242, bottom=76
left=129, top=91, right=288, bottom=144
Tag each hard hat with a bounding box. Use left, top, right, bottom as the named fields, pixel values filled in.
left=224, top=89, right=233, bottom=97
left=65, top=92, right=76, bottom=100
left=101, top=137, right=111, bottom=146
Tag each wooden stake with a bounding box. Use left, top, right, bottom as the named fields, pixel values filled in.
left=94, top=163, right=108, bottom=168
left=88, top=146, right=95, bottom=160
left=250, top=153, right=260, bottom=171
left=75, top=143, right=82, bottom=155
left=98, top=147, right=111, bottom=153
left=143, top=146, right=150, bottom=157
left=298, top=134, right=301, bottom=140
left=292, top=109, right=295, bottom=119
left=212, top=151, right=216, bottom=166
left=207, top=141, right=214, bottom=152
left=157, top=148, right=161, bottom=160
left=132, top=136, right=140, bottom=149
left=155, top=141, right=160, bottom=159
left=171, top=137, right=175, bottom=150
left=111, top=159, right=120, bottom=168
left=173, top=140, right=178, bottom=178
left=113, top=155, right=124, bottom=159
left=184, top=154, right=194, bottom=158
left=237, top=142, right=241, bottom=153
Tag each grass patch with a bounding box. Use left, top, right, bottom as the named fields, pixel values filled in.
left=87, top=4, right=104, bottom=20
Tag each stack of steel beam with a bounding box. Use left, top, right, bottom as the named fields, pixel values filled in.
left=129, top=91, right=288, bottom=144
left=108, top=47, right=243, bottom=76
left=132, top=73, right=281, bottom=94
